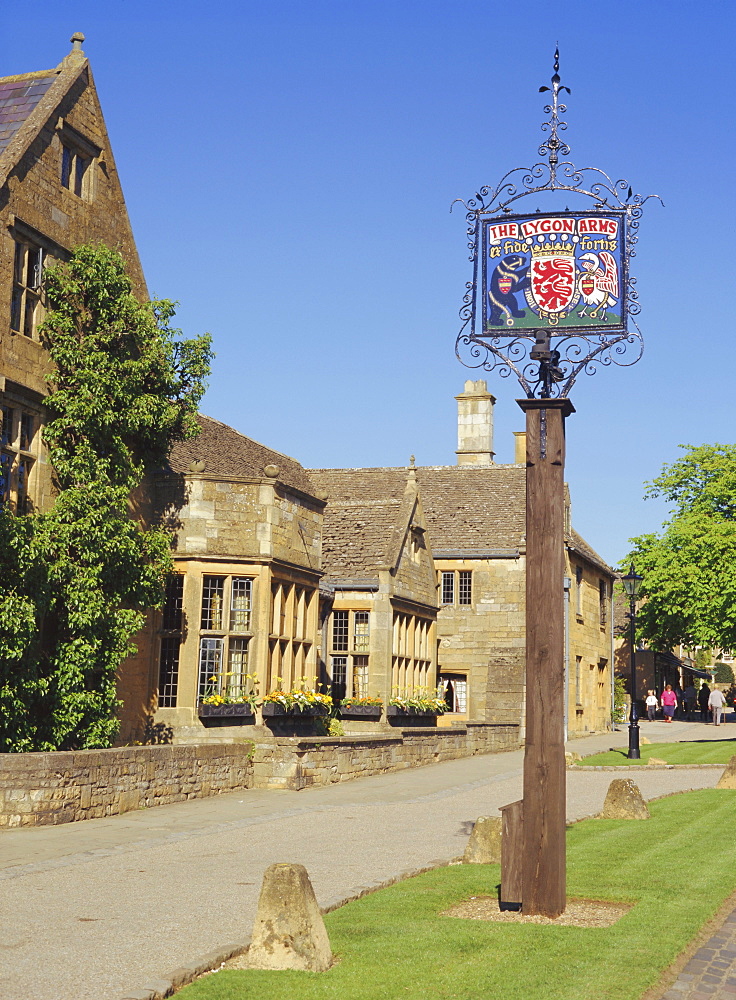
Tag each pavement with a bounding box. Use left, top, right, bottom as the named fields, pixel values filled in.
left=0, top=716, right=734, bottom=1000
left=660, top=908, right=736, bottom=1000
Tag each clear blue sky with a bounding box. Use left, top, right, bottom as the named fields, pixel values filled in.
left=6, top=0, right=735, bottom=567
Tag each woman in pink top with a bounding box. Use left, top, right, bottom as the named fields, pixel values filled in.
left=661, top=684, right=677, bottom=722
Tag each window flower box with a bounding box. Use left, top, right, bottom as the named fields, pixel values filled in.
left=340, top=704, right=382, bottom=719
left=262, top=702, right=329, bottom=718
left=386, top=705, right=437, bottom=718
left=198, top=702, right=255, bottom=720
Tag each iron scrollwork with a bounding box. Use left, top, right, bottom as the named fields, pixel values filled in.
left=453, top=49, right=662, bottom=399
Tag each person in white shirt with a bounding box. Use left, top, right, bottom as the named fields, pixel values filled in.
left=708, top=687, right=726, bottom=726
left=645, top=690, right=658, bottom=721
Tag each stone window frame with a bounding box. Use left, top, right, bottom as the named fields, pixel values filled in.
left=575, top=565, right=584, bottom=620
left=198, top=573, right=256, bottom=702
left=391, top=611, right=432, bottom=697
left=8, top=218, right=68, bottom=341
left=57, top=119, right=100, bottom=202
left=458, top=570, right=472, bottom=605
left=330, top=609, right=370, bottom=653
left=440, top=569, right=473, bottom=606
left=438, top=672, right=468, bottom=713
left=599, top=578, right=608, bottom=629
left=268, top=581, right=316, bottom=692
left=328, top=609, right=371, bottom=701
left=10, top=239, right=46, bottom=338
left=0, top=392, right=42, bottom=514
left=158, top=574, right=184, bottom=708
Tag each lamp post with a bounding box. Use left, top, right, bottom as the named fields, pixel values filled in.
left=621, top=564, right=643, bottom=759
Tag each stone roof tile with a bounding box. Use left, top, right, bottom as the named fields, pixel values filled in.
left=0, top=72, right=56, bottom=158
left=164, top=414, right=316, bottom=496
left=311, top=464, right=612, bottom=577
left=568, top=528, right=614, bottom=576
left=309, top=468, right=411, bottom=579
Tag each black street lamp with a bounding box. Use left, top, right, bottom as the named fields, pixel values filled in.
left=621, top=564, right=644, bottom=759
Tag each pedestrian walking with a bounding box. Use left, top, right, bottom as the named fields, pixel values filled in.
left=674, top=685, right=684, bottom=719
left=683, top=684, right=697, bottom=720
left=645, top=690, right=658, bottom=721
left=661, top=684, right=678, bottom=723
left=708, top=687, right=726, bottom=726
left=699, top=683, right=711, bottom=722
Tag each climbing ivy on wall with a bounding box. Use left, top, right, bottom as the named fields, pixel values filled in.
left=0, top=244, right=212, bottom=751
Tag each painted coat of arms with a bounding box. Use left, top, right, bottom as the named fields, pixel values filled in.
left=483, top=211, right=626, bottom=334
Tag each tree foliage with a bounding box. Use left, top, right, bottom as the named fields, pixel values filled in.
left=0, top=245, right=212, bottom=751
left=626, top=444, right=736, bottom=653
left=714, top=661, right=735, bottom=684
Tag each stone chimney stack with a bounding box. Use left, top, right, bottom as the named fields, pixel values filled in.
left=455, top=380, right=495, bottom=466
left=513, top=431, right=527, bottom=464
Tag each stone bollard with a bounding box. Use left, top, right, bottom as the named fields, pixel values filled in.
left=717, top=754, right=736, bottom=789
left=247, top=863, right=332, bottom=972
left=601, top=778, right=650, bottom=820
left=463, top=816, right=502, bottom=864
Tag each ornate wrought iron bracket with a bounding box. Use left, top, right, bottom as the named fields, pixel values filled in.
left=453, top=49, right=662, bottom=399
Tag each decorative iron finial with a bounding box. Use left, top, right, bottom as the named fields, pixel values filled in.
left=538, top=46, right=571, bottom=178
left=70, top=32, right=85, bottom=52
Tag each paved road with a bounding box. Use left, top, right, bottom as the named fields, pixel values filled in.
left=1, top=719, right=733, bottom=1000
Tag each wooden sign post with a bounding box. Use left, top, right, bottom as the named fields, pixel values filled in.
left=517, top=397, right=574, bottom=917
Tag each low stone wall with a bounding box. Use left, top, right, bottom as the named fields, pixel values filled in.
left=0, top=723, right=519, bottom=827
left=251, top=722, right=520, bottom=790
left=0, top=743, right=254, bottom=828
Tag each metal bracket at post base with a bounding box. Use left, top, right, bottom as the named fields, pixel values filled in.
left=500, top=799, right=523, bottom=911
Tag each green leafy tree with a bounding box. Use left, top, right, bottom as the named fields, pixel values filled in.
left=695, top=648, right=713, bottom=670
left=0, top=244, right=212, bottom=751
left=714, top=661, right=735, bottom=684
left=626, top=445, right=736, bottom=652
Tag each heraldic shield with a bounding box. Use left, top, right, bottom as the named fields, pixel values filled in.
left=529, top=245, right=576, bottom=315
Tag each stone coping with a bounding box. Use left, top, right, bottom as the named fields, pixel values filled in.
left=258, top=725, right=514, bottom=748
left=574, top=763, right=727, bottom=771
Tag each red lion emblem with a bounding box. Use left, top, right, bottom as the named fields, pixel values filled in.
left=531, top=257, right=575, bottom=312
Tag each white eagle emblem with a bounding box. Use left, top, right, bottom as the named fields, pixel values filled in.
left=577, top=251, right=619, bottom=319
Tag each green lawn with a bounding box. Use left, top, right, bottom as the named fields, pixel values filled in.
left=176, top=789, right=736, bottom=1000
left=577, top=739, right=736, bottom=767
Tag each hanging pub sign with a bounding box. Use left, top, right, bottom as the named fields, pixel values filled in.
left=454, top=49, right=660, bottom=399
left=483, top=210, right=627, bottom=335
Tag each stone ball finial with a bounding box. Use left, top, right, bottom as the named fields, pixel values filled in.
left=188, top=459, right=205, bottom=473
left=409, top=455, right=416, bottom=468
left=70, top=32, right=85, bottom=50
left=264, top=464, right=280, bottom=479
